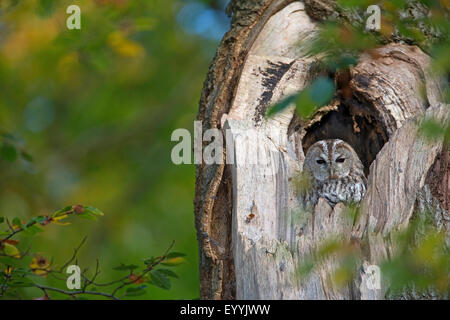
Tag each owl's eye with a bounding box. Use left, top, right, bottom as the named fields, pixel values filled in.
left=336, top=157, right=345, bottom=163
left=316, top=159, right=326, bottom=164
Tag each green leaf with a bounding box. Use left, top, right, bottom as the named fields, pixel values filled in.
left=3, top=243, right=20, bottom=258
left=144, top=256, right=157, bottom=265
left=156, top=268, right=178, bottom=278
left=21, top=225, right=44, bottom=236
left=327, top=55, right=358, bottom=72
left=269, top=77, right=336, bottom=120
left=125, top=285, right=147, bottom=296
left=166, top=252, right=186, bottom=259
left=309, top=77, right=335, bottom=108
left=161, top=252, right=186, bottom=266
left=30, top=216, right=47, bottom=224
left=77, top=212, right=97, bottom=221
left=126, top=285, right=147, bottom=292
left=112, top=263, right=138, bottom=271
left=0, top=143, right=18, bottom=162
left=265, top=94, right=297, bottom=118
left=296, top=260, right=315, bottom=278
left=161, top=256, right=185, bottom=266
left=9, top=279, right=35, bottom=288
left=419, top=118, right=447, bottom=142
left=149, top=270, right=171, bottom=290
left=54, top=206, right=73, bottom=215
left=12, top=217, right=22, bottom=226
left=0, top=256, right=21, bottom=267
left=0, top=217, right=4, bottom=224
left=84, top=206, right=104, bottom=216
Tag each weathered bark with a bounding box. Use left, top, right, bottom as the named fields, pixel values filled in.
left=195, top=0, right=448, bottom=300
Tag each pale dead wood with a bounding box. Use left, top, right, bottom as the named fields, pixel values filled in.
left=196, top=0, right=448, bottom=300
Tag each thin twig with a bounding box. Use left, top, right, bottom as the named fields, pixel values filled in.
left=59, top=236, right=87, bottom=272
left=34, top=284, right=119, bottom=300
left=111, top=241, right=174, bottom=296
left=1, top=209, right=76, bottom=242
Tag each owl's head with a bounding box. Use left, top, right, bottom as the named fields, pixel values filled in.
left=304, top=139, right=359, bottom=182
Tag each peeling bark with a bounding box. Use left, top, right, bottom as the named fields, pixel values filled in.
left=195, top=0, right=296, bottom=300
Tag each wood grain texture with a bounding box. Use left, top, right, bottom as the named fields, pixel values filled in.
left=194, top=0, right=297, bottom=300
left=195, top=0, right=448, bottom=299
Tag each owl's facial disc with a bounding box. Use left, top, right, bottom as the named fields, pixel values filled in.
left=316, top=158, right=326, bottom=165
left=309, top=151, right=329, bottom=182
left=330, top=150, right=352, bottom=179
left=305, top=139, right=358, bottom=182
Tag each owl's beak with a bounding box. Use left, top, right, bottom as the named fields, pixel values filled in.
left=329, top=168, right=339, bottom=179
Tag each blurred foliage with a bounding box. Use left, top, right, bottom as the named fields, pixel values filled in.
left=0, top=0, right=230, bottom=299
left=382, top=211, right=449, bottom=297
left=266, top=76, right=335, bottom=120
left=0, top=206, right=186, bottom=299
left=419, top=116, right=450, bottom=146
left=295, top=205, right=449, bottom=297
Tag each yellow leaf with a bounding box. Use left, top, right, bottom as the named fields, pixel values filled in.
left=3, top=243, right=20, bottom=258
left=53, top=214, right=68, bottom=220
left=162, top=257, right=185, bottom=266
left=52, top=220, right=71, bottom=226
left=5, top=266, right=13, bottom=275
left=440, top=0, right=450, bottom=11
left=52, top=214, right=70, bottom=225
left=107, top=31, right=144, bottom=58
left=30, top=256, right=51, bottom=277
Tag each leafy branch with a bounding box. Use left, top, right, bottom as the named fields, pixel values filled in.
left=0, top=207, right=185, bottom=300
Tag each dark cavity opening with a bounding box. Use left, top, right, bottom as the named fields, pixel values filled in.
left=302, top=103, right=388, bottom=176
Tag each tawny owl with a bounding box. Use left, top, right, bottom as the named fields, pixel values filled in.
left=301, top=139, right=367, bottom=209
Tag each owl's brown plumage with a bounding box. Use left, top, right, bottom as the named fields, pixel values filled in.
left=302, top=139, right=367, bottom=209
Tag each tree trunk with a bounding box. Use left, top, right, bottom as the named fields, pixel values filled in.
left=194, top=0, right=448, bottom=300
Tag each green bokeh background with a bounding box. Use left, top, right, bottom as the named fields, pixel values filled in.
left=0, top=0, right=228, bottom=299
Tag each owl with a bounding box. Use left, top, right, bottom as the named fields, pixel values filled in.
left=301, top=139, right=367, bottom=209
